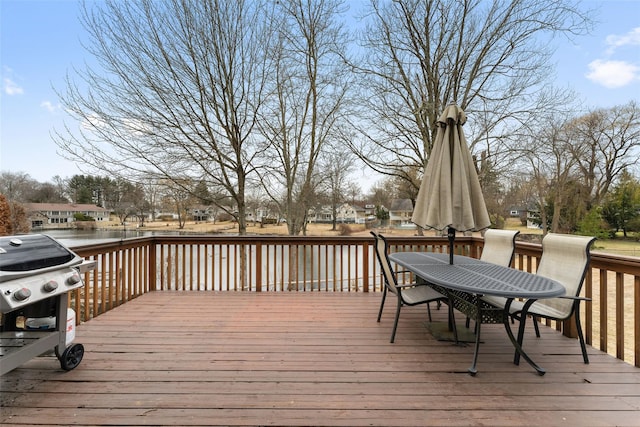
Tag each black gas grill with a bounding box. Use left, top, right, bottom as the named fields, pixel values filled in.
left=0, top=234, right=94, bottom=375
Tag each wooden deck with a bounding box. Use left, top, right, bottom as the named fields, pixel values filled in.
left=2, top=292, right=640, bottom=426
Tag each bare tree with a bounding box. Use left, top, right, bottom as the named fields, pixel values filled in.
left=567, top=101, right=640, bottom=207
left=256, top=0, right=352, bottom=235
left=523, top=114, right=585, bottom=233
left=28, top=182, right=69, bottom=204
left=348, top=0, right=593, bottom=194
left=318, top=147, right=355, bottom=230
left=140, top=179, right=163, bottom=222
left=0, top=172, right=39, bottom=202
left=54, top=0, right=273, bottom=235
left=105, top=178, right=145, bottom=226
left=515, top=100, right=640, bottom=233
left=160, top=179, right=197, bottom=229
left=367, top=177, right=395, bottom=210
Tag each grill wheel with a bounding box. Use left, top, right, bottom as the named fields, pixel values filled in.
left=59, top=343, right=84, bottom=371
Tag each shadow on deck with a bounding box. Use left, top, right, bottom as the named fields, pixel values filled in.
left=2, top=292, right=639, bottom=426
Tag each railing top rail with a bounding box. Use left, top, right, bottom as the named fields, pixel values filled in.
left=69, top=234, right=459, bottom=252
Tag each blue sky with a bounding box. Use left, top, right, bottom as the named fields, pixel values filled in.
left=1, top=0, right=639, bottom=185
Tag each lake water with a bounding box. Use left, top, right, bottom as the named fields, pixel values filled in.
left=31, top=229, right=187, bottom=247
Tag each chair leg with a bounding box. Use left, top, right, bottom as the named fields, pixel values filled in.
left=468, top=314, right=482, bottom=376
left=390, top=298, right=402, bottom=343
left=427, top=302, right=432, bottom=322
left=532, top=315, right=541, bottom=337
left=377, top=287, right=387, bottom=323
left=446, top=299, right=460, bottom=344
left=574, top=304, right=589, bottom=364
left=514, top=312, right=528, bottom=365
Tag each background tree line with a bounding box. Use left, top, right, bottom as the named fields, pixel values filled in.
left=3, top=0, right=639, bottom=237
left=0, top=168, right=391, bottom=231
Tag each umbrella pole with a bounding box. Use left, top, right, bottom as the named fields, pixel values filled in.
left=447, top=227, right=456, bottom=264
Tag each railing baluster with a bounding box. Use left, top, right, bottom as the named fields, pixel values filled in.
left=634, top=275, right=639, bottom=367
left=616, top=272, right=625, bottom=360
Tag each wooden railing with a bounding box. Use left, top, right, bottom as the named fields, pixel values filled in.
left=69, top=234, right=640, bottom=368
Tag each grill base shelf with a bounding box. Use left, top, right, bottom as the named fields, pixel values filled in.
left=1, top=330, right=63, bottom=374
left=0, top=293, right=80, bottom=375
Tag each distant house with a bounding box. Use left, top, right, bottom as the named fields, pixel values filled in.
left=243, top=207, right=280, bottom=224
left=307, top=206, right=333, bottom=223
left=24, top=203, right=110, bottom=230
left=191, top=205, right=214, bottom=222
left=388, top=199, right=415, bottom=228
left=508, top=206, right=526, bottom=217
left=363, top=204, right=377, bottom=221
left=306, top=203, right=371, bottom=224
left=336, top=203, right=366, bottom=224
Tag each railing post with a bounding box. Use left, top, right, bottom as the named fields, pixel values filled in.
left=600, top=269, right=608, bottom=353
left=149, top=239, right=157, bottom=291
left=563, top=317, right=578, bottom=339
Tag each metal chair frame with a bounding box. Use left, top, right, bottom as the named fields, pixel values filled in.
left=371, top=232, right=447, bottom=343
left=510, top=233, right=596, bottom=364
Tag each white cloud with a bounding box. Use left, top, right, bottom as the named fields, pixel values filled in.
left=3, top=77, right=24, bottom=95
left=585, top=59, right=640, bottom=88
left=605, top=27, right=640, bottom=55
left=40, top=100, right=61, bottom=113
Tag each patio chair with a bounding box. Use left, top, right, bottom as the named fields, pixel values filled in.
left=508, top=233, right=596, bottom=364
left=371, top=231, right=447, bottom=343
left=477, top=229, right=520, bottom=320
left=479, top=229, right=520, bottom=266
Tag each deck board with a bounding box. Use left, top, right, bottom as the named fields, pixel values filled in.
left=2, top=291, right=640, bottom=426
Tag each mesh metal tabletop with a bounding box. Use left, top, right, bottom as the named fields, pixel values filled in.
left=388, top=252, right=564, bottom=299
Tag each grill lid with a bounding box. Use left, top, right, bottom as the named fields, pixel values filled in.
left=0, top=234, right=78, bottom=272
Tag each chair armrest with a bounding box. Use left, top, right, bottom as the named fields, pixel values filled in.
left=396, top=282, right=421, bottom=289
left=558, top=295, right=591, bottom=302
left=394, top=270, right=425, bottom=288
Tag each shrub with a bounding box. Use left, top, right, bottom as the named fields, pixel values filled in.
left=337, top=224, right=352, bottom=236
left=576, top=209, right=610, bottom=239
left=74, top=213, right=95, bottom=221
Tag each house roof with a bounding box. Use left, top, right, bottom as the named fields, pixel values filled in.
left=23, top=203, right=109, bottom=213
left=389, top=199, right=413, bottom=212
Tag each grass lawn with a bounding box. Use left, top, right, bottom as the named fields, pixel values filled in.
left=504, top=218, right=640, bottom=258
left=593, top=237, right=640, bottom=257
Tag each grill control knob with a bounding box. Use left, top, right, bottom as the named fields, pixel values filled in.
left=66, top=274, right=81, bottom=286
left=13, top=288, right=31, bottom=302
left=43, top=280, right=59, bottom=292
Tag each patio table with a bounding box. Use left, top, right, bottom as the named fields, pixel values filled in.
left=387, top=251, right=565, bottom=376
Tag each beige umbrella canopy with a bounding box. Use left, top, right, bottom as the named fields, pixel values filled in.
left=412, top=104, right=490, bottom=263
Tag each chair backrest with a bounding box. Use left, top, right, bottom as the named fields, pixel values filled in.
left=480, top=229, right=520, bottom=267
left=534, top=233, right=596, bottom=319
left=370, top=232, right=399, bottom=296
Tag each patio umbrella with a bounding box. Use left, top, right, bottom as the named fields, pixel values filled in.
left=411, top=104, right=490, bottom=264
